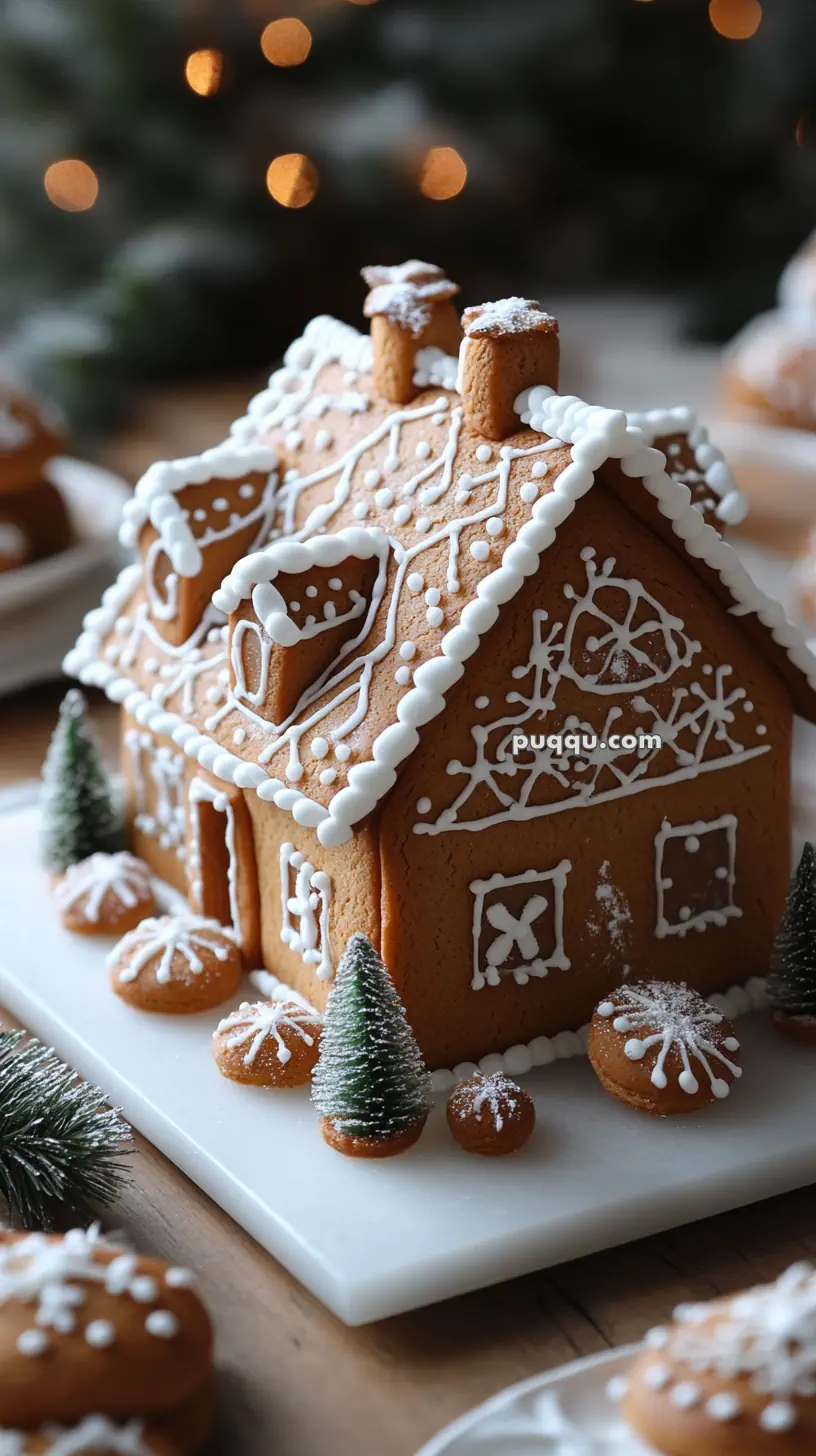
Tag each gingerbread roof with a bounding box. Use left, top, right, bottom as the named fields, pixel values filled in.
left=66, top=298, right=816, bottom=849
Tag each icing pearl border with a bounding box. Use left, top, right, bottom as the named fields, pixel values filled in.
left=246, top=967, right=769, bottom=1094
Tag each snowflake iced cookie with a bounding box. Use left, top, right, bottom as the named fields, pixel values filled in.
left=53, top=852, right=155, bottom=937
left=447, top=1072, right=535, bottom=1156
left=0, top=1227, right=212, bottom=1451
left=212, top=999, right=322, bottom=1087
left=617, top=1262, right=816, bottom=1454
left=587, top=981, right=742, bottom=1116
left=0, top=1418, right=180, bottom=1454
left=108, top=915, right=241, bottom=1014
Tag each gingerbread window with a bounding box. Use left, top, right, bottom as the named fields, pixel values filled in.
left=279, top=842, right=333, bottom=981
left=654, top=814, right=741, bottom=939
left=469, top=862, right=572, bottom=991
left=124, top=728, right=186, bottom=860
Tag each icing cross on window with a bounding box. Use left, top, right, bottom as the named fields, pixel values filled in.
left=469, top=863, right=571, bottom=991
left=483, top=895, right=550, bottom=971
left=279, top=842, right=333, bottom=980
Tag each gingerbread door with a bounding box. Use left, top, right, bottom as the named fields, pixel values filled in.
left=187, top=773, right=260, bottom=965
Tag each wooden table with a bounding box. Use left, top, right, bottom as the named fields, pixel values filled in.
left=3, top=389, right=816, bottom=1456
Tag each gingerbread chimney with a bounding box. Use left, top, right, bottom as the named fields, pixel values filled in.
left=362, top=260, right=462, bottom=405
left=459, top=298, right=560, bottom=441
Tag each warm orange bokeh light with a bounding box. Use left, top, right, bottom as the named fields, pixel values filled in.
left=261, top=18, right=313, bottom=67
left=185, top=49, right=224, bottom=96
left=708, top=0, right=762, bottom=39
left=418, top=147, right=467, bottom=202
left=266, top=154, right=319, bottom=209
left=44, top=159, right=99, bottom=212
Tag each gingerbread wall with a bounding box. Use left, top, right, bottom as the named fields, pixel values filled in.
left=243, top=792, right=380, bottom=1009
left=379, top=483, right=793, bottom=1069
left=120, top=713, right=189, bottom=895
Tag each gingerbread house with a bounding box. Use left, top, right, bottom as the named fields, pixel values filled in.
left=66, top=262, right=816, bottom=1071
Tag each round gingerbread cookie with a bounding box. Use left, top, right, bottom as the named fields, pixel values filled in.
left=213, top=999, right=322, bottom=1087
left=7, top=1416, right=180, bottom=1454
left=0, top=384, right=65, bottom=494
left=447, top=1071, right=535, bottom=1156
left=587, top=981, right=741, bottom=1116
left=0, top=1228, right=212, bottom=1443
left=107, top=915, right=241, bottom=1014
left=616, top=1262, right=816, bottom=1454
left=721, top=311, right=816, bottom=433
left=54, top=852, right=155, bottom=937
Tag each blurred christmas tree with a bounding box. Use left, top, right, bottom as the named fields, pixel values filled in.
left=0, top=0, right=815, bottom=428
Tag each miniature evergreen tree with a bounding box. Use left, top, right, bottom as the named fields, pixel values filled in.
left=41, top=689, right=122, bottom=875
left=312, top=933, right=430, bottom=1157
left=767, top=843, right=816, bottom=1036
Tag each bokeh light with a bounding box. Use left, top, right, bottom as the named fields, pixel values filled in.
left=261, top=19, right=313, bottom=67
left=44, top=160, right=99, bottom=212
left=185, top=49, right=224, bottom=96
left=266, top=154, right=320, bottom=208
left=418, top=147, right=467, bottom=201
left=708, top=0, right=763, bottom=40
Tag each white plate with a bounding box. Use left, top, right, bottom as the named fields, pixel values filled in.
left=0, top=456, right=130, bottom=615
left=416, top=1345, right=654, bottom=1455
left=2, top=797, right=816, bottom=1326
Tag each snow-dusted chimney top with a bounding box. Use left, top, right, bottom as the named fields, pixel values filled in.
left=362, top=259, right=462, bottom=406
left=459, top=298, right=560, bottom=441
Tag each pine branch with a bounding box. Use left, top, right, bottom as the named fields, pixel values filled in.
left=0, top=1031, right=132, bottom=1229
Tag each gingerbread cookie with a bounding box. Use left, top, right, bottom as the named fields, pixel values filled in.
left=722, top=310, right=816, bottom=433
left=213, top=998, right=322, bottom=1086
left=447, top=1072, right=535, bottom=1156
left=108, top=915, right=241, bottom=1013
left=0, top=384, right=65, bottom=495
left=54, top=852, right=155, bottom=937
left=0, top=1417, right=179, bottom=1454
left=617, top=1262, right=816, bottom=1453
left=0, top=1227, right=212, bottom=1450
left=588, top=981, right=742, bottom=1115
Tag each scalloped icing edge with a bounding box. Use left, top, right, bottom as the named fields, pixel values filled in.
left=249, top=969, right=770, bottom=1095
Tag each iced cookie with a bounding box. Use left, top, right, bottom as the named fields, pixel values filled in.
left=447, top=1071, right=535, bottom=1156
left=588, top=981, right=742, bottom=1115
left=54, top=852, right=155, bottom=937
left=108, top=915, right=241, bottom=1013
left=0, top=1417, right=180, bottom=1454
left=0, top=1227, right=212, bottom=1451
left=0, top=384, right=65, bottom=494
left=213, top=999, right=322, bottom=1086
left=618, top=1262, right=816, bottom=1454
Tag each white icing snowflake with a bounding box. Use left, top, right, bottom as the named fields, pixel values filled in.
left=54, top=852, right=151, bottom=924
left=663, top=1262, right=816, bottom=1435
left=108, top=914, right=232, bottom=985
left=451, top=1072, right=524, bottom=1133
left=216, top=1000, right=321, bottom=1066
left=596, top=982, right=741, bottom=1097
left=29, top=1417, right=156, bottom=1456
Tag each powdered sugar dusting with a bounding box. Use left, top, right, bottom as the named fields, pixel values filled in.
left=448, top=1071, right=527, bottom=1133
left=464, top=297, right=555, bottom=337
left=596, top=981, right=741, bottom=1097
left=363, top=262, right=458, bottom=337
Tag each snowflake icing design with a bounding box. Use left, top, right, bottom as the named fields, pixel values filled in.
left=421, top=548, right=769, bottom=835
left=645, top=1262, right=816, bottom=1436
left=596, top=982, right=741, bottom=1098
left=108, top=915, right=232, bottom=985
left=216, top=1000, right=321, bottom=1066
left=54, top=852, right=150, bottom=923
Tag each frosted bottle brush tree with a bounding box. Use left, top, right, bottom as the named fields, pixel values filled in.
left=41, top=689, right=122, bottom=875
left=312, top=933, right=430, bottom=1158
left=768, top=842, right=816, bottom=1040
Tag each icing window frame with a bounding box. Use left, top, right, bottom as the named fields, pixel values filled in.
left=469, top=861, right=572, bottom=992
left=654, top=813, right=741, bottom=940
left=279, top=841, right=333, bottom=981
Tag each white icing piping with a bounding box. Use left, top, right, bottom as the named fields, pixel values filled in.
left=249, top=968, right=768, bottom=1094
left=67, top=380, right=816, bottom=848
left=214, top=527, right=391, bottom=646
left=626, top=405, right=747, bottom=527
left=188, top=776, right=242, bottom=948
left=230, top=315, right=373, bottom=443
left=120, top=441, right=279, bottom=573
